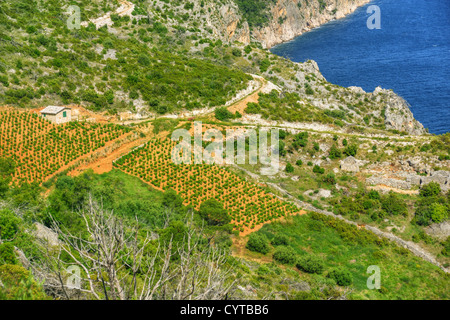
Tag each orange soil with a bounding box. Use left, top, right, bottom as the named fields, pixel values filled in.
left=67, top=133, right=148, bottom=176
left=231, top=236, right=273, bottom=264
left=0, top=108, right=130, bottom=184
left=227, top=79, right=264, bottom=115
left=42, top=131, right=136, bottom=183
left=68, top=123, right=156, bottom=176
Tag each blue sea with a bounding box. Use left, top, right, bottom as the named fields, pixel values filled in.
left=271, top=0, right=450, bottom=134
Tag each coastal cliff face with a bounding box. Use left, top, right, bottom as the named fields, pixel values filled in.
left=207, top=0, right=371, bottom=49
left=374, top=87, right=426, bottom=135
left=207, top=1, right=251, bottom=44
left=252, top=0, right=372, bottom=48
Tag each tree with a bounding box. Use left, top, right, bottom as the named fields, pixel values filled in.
left=285, top=162, right=294, bottom=173
left=420, top=182, right=441, bottom=198
left=162, top=189, right=186, bottom=226
left=199, top=199, right=230, bottom=226
left=328, top=145, right=342, bottom=159
left=34, top=196, right=236, bottom=300
left=430, top=203, right=448, bottom=223
left=343, top=144, right=358, bottom=157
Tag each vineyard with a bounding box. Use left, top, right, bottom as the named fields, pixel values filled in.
left=0, top=109, right=131, bottom=184
left=113, top=138, right=300, bottom=233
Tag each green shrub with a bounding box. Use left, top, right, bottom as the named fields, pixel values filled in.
left=215, top=107, right=235, bottom=121
left=285, top=162, right=294, bottom=173
left=343, top=144, right=358, bottom=157
left=231, top=48, right=242, bottom=57
left=256, top=264, right=270, bottom=276
left=271, top=234, right=289, bottom=246
left=313, top=165, right=325, bottom=174
left=273, top=246, right=297, bottom=265
left=441, top=237, right=450, bottom=257
left=0, top=243, right=17, bottom=265
left=420, top=182, right=441, bottom=197
left=246, top=233, right=270, bottom=254
left=430, top=203, right=448, bottom=223
left=327, top=268, right=352, bottom=286
left=328, top=145, right=342, bottom=159
left=0, top=210, right=21, bottom=240
left=381, top=192, right=407, bottom=216
left=368, top=190, right=380, bottom=200
left=0, top=264, right=48, bottom=300
left=296, top=254, right=324, bottom=274
left=322, top=173, right=336, bottom=184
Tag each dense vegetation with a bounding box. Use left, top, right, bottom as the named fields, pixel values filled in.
left=250, top=213, right=448, bottom=299
left=0, top=0, right=449, bottom=302
left=0, top=0, right=250, bottom=113
left=245, top=90, right=340, bottom=125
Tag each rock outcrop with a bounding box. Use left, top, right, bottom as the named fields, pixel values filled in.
left=420, top=171, right=450, bottom=192
left=365, top=159, right=450, bottom=192
left=340, top=156, right=360, bottom=172
left=374, top=87, right=426, bottom=135
left=33, top=222, right=60, bottom=247
left=252, top=0, right=371, bottom=48
left=210, top=3, right=250, bottom=44
left=425, top=221, right=450, bottom=240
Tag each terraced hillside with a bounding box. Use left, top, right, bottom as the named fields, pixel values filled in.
left=0, top=108, right=130, bottom=184
left=113, top=137, right=300, bottom=234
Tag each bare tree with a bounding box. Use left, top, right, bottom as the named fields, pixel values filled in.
left=33, top=195, right=237, bottom=300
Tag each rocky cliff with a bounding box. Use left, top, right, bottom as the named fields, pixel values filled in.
left=207, top=0, right=372, bottom=49
left=209, top=2, right=251, bottom=45
left=252, top=0, right=372, bottom=48
left=374, top=87, right=426, bottom=135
